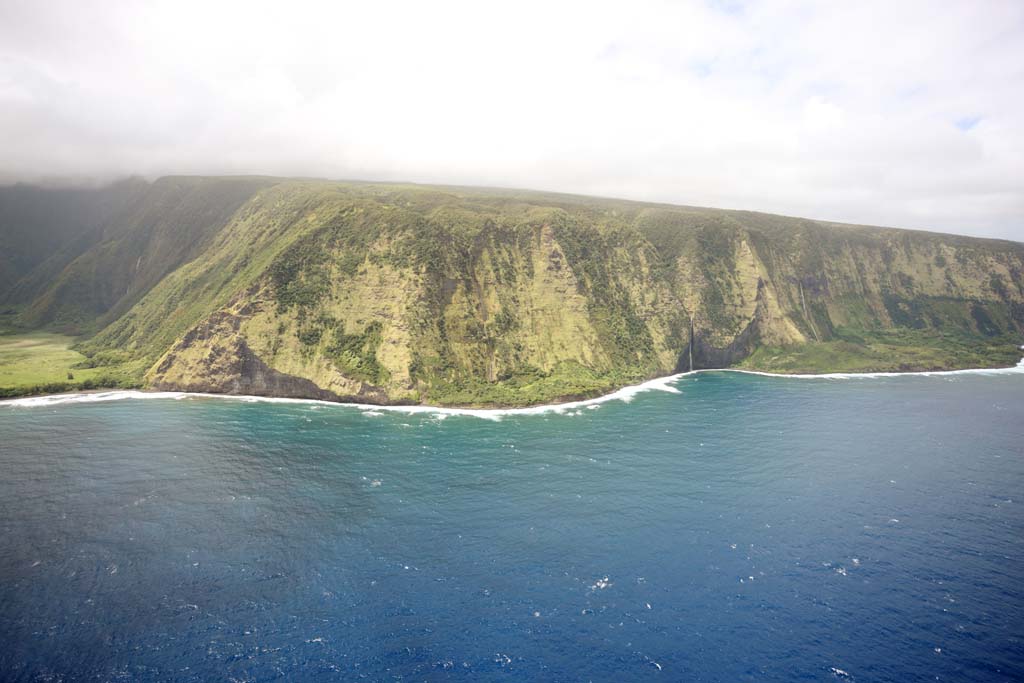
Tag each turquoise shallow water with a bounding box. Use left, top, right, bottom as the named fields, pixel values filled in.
left=1, top=370, right=1023, bottom=681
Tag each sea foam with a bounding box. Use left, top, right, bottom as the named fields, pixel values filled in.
left=0, top=372, right=687, bottom=420
left=2, top=358, right=1021, bottom=419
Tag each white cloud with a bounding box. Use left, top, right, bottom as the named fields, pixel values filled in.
left=0, top=0, right=1022, bottom=240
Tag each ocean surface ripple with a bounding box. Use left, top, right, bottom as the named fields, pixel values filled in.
left=1, top=369, right=1022, bottom=681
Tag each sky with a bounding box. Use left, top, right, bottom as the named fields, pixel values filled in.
left=1, top=0, right=1022, bottom=241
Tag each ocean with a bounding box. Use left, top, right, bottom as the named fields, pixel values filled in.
left=1, top=368, right=1023, bottom=681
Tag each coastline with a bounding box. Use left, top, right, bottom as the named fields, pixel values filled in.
left=3, top=357, right=1022, bottom=419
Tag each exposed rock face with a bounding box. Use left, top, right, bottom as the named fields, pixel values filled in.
left=691, top=278, right=776, bottom=369
left=5, top=178, right=1022, bottom=406
left=152, top=336, right=341, bottom=401
left=150, top=305, right=395, bottom=404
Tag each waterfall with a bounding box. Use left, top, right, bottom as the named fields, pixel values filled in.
left=798, top=281, right=820, bottom=342
left=688, top=314, right=694, bottom=372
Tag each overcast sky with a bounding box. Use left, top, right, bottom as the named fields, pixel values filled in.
left=1, top=1, right=1022, bottom=240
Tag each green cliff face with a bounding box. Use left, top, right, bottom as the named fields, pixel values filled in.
left=3, top=178, right=1023, bottom=405
left=2, top=176, right=274, bottom=334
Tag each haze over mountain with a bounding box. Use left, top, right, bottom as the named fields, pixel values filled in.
left=1, top=0, right=1023, bottom=241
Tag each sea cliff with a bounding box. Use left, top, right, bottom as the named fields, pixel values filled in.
left=2, top=178, right=1022, bottom=405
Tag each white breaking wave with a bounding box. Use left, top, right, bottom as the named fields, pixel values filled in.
left=0, top=374, right=684, bottom=420
left=727, top=356, right=1024, bottom=380
left=1, top=358, right=1021, bottom=419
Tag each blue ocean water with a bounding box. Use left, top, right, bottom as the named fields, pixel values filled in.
left=1, top=371, right=1023, bottom=682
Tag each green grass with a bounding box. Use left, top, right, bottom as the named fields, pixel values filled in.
left=738, top=328, right=1022, bottom=374
left=0, top=332, right=143, bottom=398
left=420, top=361, right=648, bottom=408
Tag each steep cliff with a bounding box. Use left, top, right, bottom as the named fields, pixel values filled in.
left=3, top=178, right=1022, bottom=405
left=0, top=178, right=148, bottom=301
left=4, top=177, right=272, bottom=333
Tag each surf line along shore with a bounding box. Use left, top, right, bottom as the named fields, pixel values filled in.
left=4, top=358, right=1023, bottom=420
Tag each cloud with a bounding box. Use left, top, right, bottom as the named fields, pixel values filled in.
left=0, top=0, right=1022, bottom=240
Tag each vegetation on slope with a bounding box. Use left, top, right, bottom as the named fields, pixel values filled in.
left=1, top=177, right=1021, bottom=405
left=0, top=178, right=148, bottom=303
left=8, top=176, right=273, bottom=334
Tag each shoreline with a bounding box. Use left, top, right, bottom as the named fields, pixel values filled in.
left=3, top=357, right=1022, bottom=419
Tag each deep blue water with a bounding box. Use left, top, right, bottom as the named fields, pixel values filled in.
left=1, top=371, right=1023, bottom=682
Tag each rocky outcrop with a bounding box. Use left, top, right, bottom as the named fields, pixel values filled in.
left=152, top=337, right=342, bottom=401
left=150, top=303, right=396, bottom=404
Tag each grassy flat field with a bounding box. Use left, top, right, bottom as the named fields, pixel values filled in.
left=0, top=333, right=102, bottom=386
left=0, top=332, right=143, bottom=398
left=739, top=328, right=1023, bottom=374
